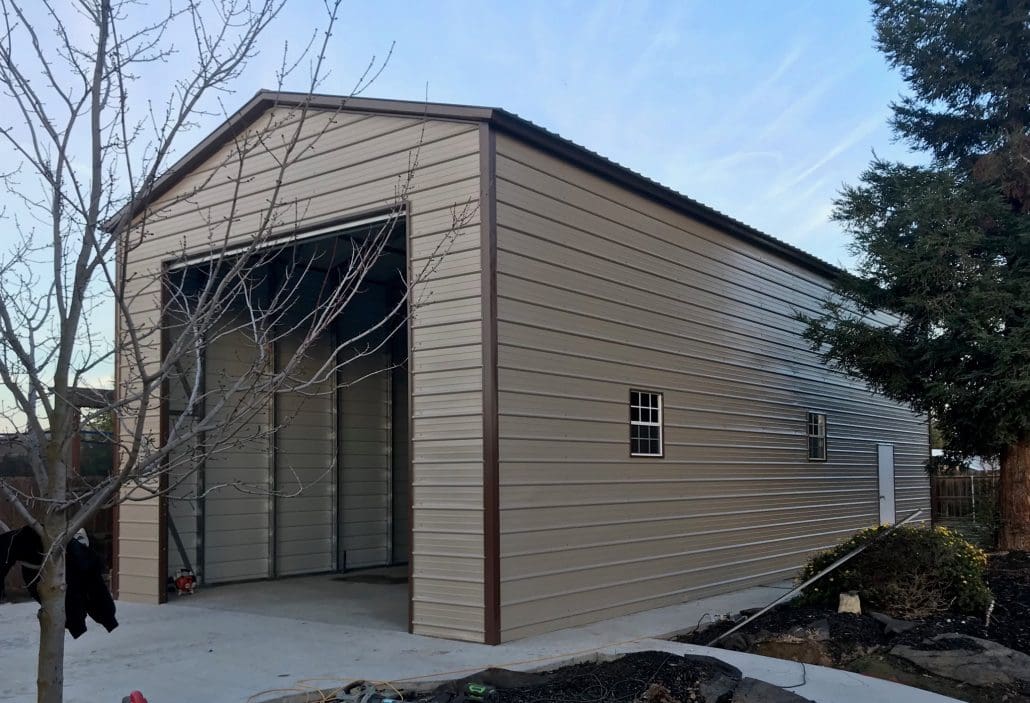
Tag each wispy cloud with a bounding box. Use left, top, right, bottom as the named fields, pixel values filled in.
left=767, top=111, right=886, bottom=199
left=756, top=57, right=866, bottom=141
left=793, top=202, right=838, bottom=242
left=742, top=41, right=807, bottom=111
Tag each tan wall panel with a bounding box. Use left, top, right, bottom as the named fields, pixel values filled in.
left=493, top=132, right=929, bottom=641
left=115, top=573, right=162, bottom=604
left=149, top=118, right=466, bottom=215
left=133, top=122, right=477, bottom=242
left=132, top=162, right=479, bottom=262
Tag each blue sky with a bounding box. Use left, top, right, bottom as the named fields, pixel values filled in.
left=0, top=0, right=914, bottom=428
left=244, top=0, right=912, bottom=267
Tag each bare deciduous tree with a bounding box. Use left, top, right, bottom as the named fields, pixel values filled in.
left=0, top=2, right=468, bottom=702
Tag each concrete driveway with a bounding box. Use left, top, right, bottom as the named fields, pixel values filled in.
left=0, top=577, right=958, bottom=703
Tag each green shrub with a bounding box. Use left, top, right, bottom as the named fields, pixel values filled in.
left=796, top=525, right=991, bottom=618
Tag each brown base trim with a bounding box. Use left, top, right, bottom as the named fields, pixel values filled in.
left=480, top=123, right=501, bottom=645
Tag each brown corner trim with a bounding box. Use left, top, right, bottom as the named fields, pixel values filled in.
left=157, top=267, right=170, bottom=604
left=111, top=388, right=121, bottom=596
left=111, top=269, right=122, bottom=598
left=405, top=205, right=416, bottom=635
left=480, top=123, right=501, bottom=645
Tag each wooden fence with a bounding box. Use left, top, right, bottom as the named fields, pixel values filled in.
left=931, top=474, right=999, bottom=520
left=931, top=473, right=999, bottom=547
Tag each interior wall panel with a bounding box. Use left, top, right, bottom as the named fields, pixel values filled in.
left=202, top=326, right=271, bottom=584
left=275, top=330, right=335, bottom=576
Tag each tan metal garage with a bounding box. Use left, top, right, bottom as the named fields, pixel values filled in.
left=114, top=92, right=930, bottom=645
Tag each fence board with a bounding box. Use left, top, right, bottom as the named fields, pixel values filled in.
left=930, top=473, right=999, bottom=547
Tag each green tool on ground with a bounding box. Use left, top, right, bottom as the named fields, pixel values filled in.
left=462, top=682, right=499, bottom=702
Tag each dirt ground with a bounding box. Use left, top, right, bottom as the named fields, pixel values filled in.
left=982, top=551, right=1030, bottom=653
left=413, top=651, right=805, bottom=703
left=677, top=551, right=1030, bottom=703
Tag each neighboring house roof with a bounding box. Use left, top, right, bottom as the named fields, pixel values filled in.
left=108, top=91, right=842, bottom=280
left=65, top=387, right=114, bottom=409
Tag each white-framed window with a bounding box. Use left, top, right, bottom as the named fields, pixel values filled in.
left=807, top=411, right=827, bottom=461
left=630, top=390, right=663, bottom=457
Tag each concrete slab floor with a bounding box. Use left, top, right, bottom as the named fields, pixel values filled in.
left=0, top=579, right=957, bottom=703
left=171, top=568, right=409, bottom=631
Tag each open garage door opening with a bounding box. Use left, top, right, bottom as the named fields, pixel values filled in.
left=160, top=213, right=410, bottom=621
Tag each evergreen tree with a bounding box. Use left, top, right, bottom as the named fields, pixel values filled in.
left=804, top=0, right=1030, bottom=548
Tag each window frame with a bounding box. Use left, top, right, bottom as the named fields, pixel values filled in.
left=629, top=389, right=664, bottom=458
left=807, top=411, right=827, bottom=462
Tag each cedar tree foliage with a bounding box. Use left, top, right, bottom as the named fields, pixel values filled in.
left=802, top=0, right=1030, bottom=548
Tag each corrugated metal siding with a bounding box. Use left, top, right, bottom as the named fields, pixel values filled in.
left=202, top=326, right=271, bottom=584
left=392, top=360, right=410, bottom=562
left=275, top=333, right=335, bottom=577
left=492, top=132, right=930, bottom=641
left=117, top=109, right=486, bottom=642
left=115, top=496, right=162, bottom=602
left=339, top=347, right=393, bottom=569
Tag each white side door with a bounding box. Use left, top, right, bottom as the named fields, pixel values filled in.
left=878, top=443, right=896, bottom=524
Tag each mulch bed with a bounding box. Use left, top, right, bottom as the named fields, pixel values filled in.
left=984, top=551, right=1030, bottom=654
left=675, top=551, right=1030, bottom=703
left=416, top=652, right=743, bottom=703
left=678, top=551, right=1029, bottom=659
left=495, top=652, right=732, bottom=703
left=679, top=606, right=894, bottom=663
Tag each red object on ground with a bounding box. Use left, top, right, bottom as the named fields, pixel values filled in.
left=174, top=568, right=197, bottom=595
left=128, top=692, right=147, bottom=703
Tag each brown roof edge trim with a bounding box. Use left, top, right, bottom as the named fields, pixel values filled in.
left=103, top=92, right=272, bottom=232
left=479, top=122, right=501, bottom=646
left=265, top=91, right=495, bottom=122
left=106, top=89, right=839, bottom=281
left=103, top=91, right=493, bottom=232
left=487, top=110, right=841, bottom=282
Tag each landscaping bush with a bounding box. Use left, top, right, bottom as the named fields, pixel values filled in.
left=796, top=525, right=991, bottom=618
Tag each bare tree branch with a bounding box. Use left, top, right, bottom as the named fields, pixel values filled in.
left=0, top=3, right=481, bottom=702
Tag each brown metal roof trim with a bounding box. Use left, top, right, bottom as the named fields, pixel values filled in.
left=479, top=123, right=501, bottom=645
left=106, top=90, right=841, bottom=281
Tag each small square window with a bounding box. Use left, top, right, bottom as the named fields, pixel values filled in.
left=630, top=390, right=663, bottom=457
left=807, top=412, right=827, bottom=461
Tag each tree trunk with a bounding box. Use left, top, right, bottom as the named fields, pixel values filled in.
left=998, top=438, right=1030, bottom=551
left=36, top=543, right=66, bottom=703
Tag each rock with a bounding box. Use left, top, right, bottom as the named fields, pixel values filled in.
left=640, top=682, right=681, bottom=703
left=720, top=633, right=752, bottom=651
left=732, top=677, right=815, bottom=702
left=808, top=618, right=831, bottom=642
left=698, top=670, right=739, bottom=703
left=869, top=611, right=920, bottom=635
left=890, top=633, right=1030, bottom=687
left=780, top=619, right=830, bottom=643
left=753, top=640, right=833, bottom=667
left=837, top=592, right=861, bottom=614
left=692, top=655, right=743, bottom=703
